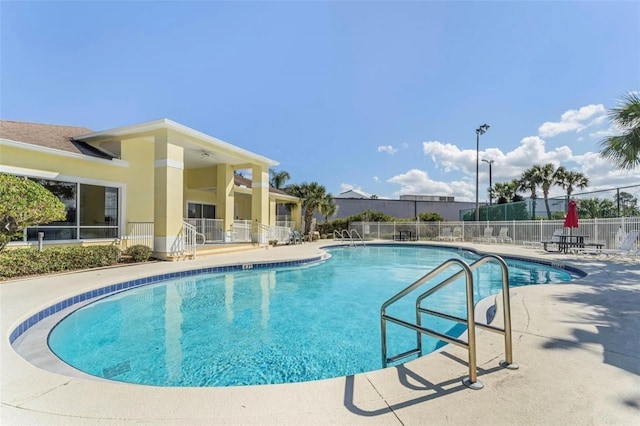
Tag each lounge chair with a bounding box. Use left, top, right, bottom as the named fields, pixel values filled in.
left=436, top=227, right=453, bottom=241
left=473, top=227, right=495, bottom=243
left=497, top=227, right=512, bottom=243
left=452, top=226, right=463, bottom=241
left=581, top=230, right=639, bottom=257
left=288, top=231, right=303, bottom=245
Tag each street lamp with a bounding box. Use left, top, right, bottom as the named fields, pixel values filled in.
left=475, top=124, right=490, bottom=221
left=482, top=158, right=495, bottom=205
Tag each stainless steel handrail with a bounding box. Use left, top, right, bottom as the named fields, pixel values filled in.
left=381, top=258, right=481, bottom=388
left=415, top=254, right=518, bottom=370
left=349, top=229, right=365, bottom=246
left=380, top=254, right=518, bottom=390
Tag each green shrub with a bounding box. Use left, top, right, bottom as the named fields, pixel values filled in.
left=0, top=245, right=121, bottom=279
left=125, top=245, right=152, bottom=262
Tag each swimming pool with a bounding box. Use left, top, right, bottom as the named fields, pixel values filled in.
left=47, top=245, right=573, bottom=387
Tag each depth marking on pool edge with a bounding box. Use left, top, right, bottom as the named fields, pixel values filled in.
left=242, top=264, right=254, bottom=270
left=103, top=361, right=131, bottom=379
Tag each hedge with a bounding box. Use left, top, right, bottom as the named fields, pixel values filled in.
left=0, top=246, right=121, bottom=279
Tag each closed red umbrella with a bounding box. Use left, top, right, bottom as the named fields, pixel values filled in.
left=564, top=200, right=579, bottom=234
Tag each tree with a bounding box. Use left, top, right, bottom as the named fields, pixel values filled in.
left=600, top=92, right=640, bottom=170
left=418, top=211, right=444, bottom=221
left=519, top=167, right=542, bottom=219
left=319, top=193, right=338, bottom=222
left=616, top=191, right=640, bottom=216
left=286, top=182, right=328, bottom=234
left=578, top=198, right=617, bottom=219
left=555, top=167, right=589, bottom=199
left=269, top=169, right=290, bottom=189
left=492, top=180, right=524, bottom=204
left=536, top=163, right=560, bottom=220
left=0, top=174, right=67, bottom=251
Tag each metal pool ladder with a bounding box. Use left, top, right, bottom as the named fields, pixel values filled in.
left=380, top=254, right=518, bottom=390
left=333, top=229, right=366, bottom=246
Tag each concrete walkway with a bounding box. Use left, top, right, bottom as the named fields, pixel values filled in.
left=1, top=241, right=639, bottom=425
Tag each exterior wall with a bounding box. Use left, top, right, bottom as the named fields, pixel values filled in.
left=184, top=167, right=217, bottom=217
left=120, top=137, right=155, bottom=223
left=235, top=195, right=252, bottom=220
left=322, top=198, right=478, bottom=222
left=1, top=121, right=294, bottom=256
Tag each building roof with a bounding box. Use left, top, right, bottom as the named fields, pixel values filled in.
left=335, top=189, right=371, bottom=199
left=234, top=175, right=293, bottom=198
left=0, top=120, right=112, bottom=159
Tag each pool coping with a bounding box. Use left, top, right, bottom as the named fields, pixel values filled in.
left=2, top=240, right=639, bottom=425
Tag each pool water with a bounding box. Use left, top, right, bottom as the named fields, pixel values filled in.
left=48, top=245, right=572, bottom=387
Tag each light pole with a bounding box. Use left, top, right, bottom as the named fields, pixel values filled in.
left=482, top=159, right=495, bottom=205
left=475, top=124, right=490, bottom=221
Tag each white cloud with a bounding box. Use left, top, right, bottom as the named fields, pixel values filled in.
left=422, top=136, right=571, bottom=180
left=377, top=145, right=399, bottom=155
left=387, top=169, right=474, bottom=200
left=373, top=176, right=380, bottom=183
left=404, top=135, right=640, bottom=201
left=538, top=104, right=606, bottom=138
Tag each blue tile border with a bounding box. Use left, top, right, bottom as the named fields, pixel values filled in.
left=8, top=256, right=324, bottom=345
left=9, top=244, right=585, bottom=346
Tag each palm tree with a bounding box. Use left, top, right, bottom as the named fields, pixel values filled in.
left=519, top=166, right=542, bottom=219
left=285, top=182, right=328, bottom=234
left=555, top=166, right=589, bottom=199
left=269, top=169, right=290, bottom=189
left=319, top=193, right=338, bottom=222
left=492, top=180, right=523, bottom=204
left=600, top=92, right=640, bottom=170
left=537, top=163, right=560, bottom=220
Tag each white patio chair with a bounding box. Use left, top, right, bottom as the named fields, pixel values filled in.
left=452, top=226, right=463, bottom=241
left=436, top=227, right=452, bottom=241
left=581, top=230, right=639, bottom=258
left=497, top=227, right=512, bottom=244
left=473, top=227, right=495, bottom=243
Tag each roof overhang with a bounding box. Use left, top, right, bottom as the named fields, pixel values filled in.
left=74, top=118, right=279, bottom=168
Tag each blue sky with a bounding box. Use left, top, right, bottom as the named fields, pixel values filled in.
left=2, top=1, right=639, bottom=201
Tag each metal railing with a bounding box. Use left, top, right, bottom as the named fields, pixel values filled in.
left=349, top=216, right=640, bottom=249
left=252, top=222, right=292, bottom=245
left=179, top=221, right=205, bottom=259
left=233, top=220, right=252, bottom=243
left=333, top=229, right=365, bottom=246
left=381, top=255, right=517, bottom=390
left=184, top=218, right=224, bottom=242
left=123, top=222, right=154, bottom=249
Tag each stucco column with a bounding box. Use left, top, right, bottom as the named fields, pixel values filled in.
left=269, top=200, right=277, bottom=226
left=153, top=133, right=184, bottom=259
left=251, top=165, right=269, bottom=225
left=290, top=202, right=302, bottom=231
left=217, top=164, right=235, bottom=233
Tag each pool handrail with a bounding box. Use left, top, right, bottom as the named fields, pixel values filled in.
left=380, top=254, right=518, bottom=390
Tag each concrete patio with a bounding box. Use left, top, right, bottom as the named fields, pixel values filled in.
left=1, top=241, right=639, bottom=425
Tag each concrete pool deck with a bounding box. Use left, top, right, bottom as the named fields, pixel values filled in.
left=1, top=241, right=639, bottom=425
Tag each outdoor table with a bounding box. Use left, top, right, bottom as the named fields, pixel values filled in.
left=557, top=234, right=588, bottom=253
left=396, top=230, right=417, bottom=241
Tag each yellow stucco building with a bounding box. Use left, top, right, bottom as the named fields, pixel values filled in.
left=0, top=119, right=300, bottom=259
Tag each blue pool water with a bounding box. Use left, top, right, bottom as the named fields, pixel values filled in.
left=48, top=245, right=573, bottom=387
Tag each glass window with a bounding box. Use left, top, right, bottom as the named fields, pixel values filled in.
left=203, top=204, right=216, bottom=219
left=79, top=184, right=119, bottom=226
left=187, top=202, right=215, bottom=219
left=31, top=179, right=77, bottom=226
left=16, top=177, right=120, bottom=242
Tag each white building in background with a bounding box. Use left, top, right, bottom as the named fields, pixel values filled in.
left=335, top=189, right=372, bottom=199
